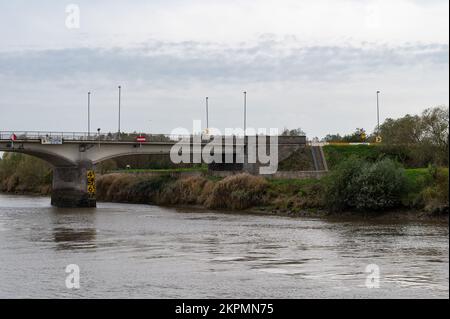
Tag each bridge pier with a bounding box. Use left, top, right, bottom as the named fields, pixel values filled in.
left=51, top=161, right=96, bottom=208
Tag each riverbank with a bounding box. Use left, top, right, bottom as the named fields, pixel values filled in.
left=1, top=153, right=448, bottom=220
left=6, top=169, right=447, bottom=221
left=93, top=164, right=448, bottom=217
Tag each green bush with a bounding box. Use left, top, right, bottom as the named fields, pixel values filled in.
left=418, top=167, right=449, bottom=213
left=325, top=157, right=407, bottom=212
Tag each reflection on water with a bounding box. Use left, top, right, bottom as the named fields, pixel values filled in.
left=0, top=194, right=448, bottom=299
left=53, top=227, right=97, bottom=250
left=50, top=209, right=97, bottom=250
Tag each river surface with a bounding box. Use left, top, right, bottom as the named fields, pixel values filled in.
left=0, top=194, right=448, bottom=298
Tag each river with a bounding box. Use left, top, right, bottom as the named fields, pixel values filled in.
left=0, top=194, right=448, bottom=298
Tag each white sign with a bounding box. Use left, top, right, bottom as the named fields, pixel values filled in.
left=41, top=136, right=63, bottom=145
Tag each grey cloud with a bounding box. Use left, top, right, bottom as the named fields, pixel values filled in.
left=0, top=40, right=448, bottom=84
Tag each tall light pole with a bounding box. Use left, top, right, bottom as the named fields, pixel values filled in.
left=376, top=90, right=380, bottom=135
left=87, top=91, right=91, bottom=138
left=205, top=97, right=209, bottom=133
left=243, top=91, right=247, bottom=137
left=118, top=85, right=121, bottom=139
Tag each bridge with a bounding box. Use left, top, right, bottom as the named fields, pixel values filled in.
left=0, top=131, right=307, bottom=208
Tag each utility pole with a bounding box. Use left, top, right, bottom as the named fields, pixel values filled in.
left=118, top=85, right=121, bottom=139
left=87, top=91, right=91, bottom=138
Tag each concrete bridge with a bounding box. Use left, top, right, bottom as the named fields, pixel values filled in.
left=0, top=131, right=306, bottom=208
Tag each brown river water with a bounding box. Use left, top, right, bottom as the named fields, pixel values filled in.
left=0, top=194, right=448, bottom=298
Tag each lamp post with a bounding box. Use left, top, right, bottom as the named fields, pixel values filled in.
left=205, top=97, right=209, bottom=133
left=376, top=90, right=380, bottom=134
left=87, top=91, right=91, bottom=138
left=243, top=91, right=247, bottom=137
left=118, top=85, right=121, bottom=139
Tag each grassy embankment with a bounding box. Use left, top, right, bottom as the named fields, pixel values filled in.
left=94, top=164, right=448, bottom=217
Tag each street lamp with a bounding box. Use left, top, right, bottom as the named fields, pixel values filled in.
left=205, top=97, right=209, bottom=133
left=87, top=91, right=91, bottom=138
left=376, top=90, right=381, bottom=134
left=243, top=91, right=247, bottom=137
left=118, top=85, right=121, bottom=139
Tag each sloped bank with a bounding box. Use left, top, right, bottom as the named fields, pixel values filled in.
left=95, top=166, right=448, bottom=220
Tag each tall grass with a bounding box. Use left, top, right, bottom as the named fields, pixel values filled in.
left=96, top=173, right=268, bottom=210
left=204, top=174, right=268, bottom=210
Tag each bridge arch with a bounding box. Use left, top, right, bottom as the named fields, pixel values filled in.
left=92, top=151, right=174, bottom=165
left=1, top=148, right=77, bottom=167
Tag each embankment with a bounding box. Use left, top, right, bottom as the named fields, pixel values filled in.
left=93, top=165, right=448, bottom=220
left=1, top=153, right=448, bottom=220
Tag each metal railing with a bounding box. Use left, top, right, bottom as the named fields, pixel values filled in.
left=0, top=131, right=199, bottom=142
left=1, top=131, right=306, bottom=144
left=0, top=131, right=251, bottom=143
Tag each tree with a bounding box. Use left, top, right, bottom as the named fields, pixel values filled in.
left=420, top=106, right=449, bottom=164
left=378, top=106, right=449, bottom=166
left=281, top=127, right=306, bottom=136
left=379, top=114, right=422, bottom=145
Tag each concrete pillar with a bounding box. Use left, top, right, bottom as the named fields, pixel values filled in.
left=51, top=161, right=96, bottom=208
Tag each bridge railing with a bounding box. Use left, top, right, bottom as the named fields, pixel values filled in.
left=1, top=131, right=307, bottom=144
left=0, top=131, right=90, bottom=141
left=0, top=131, right=226, bottom=143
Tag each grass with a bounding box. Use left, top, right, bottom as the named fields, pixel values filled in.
left=323, top=144, right=380, bottom=169
left=405, top=168, right=430, bottom=180
left=109, top=167, right=208, bottom=173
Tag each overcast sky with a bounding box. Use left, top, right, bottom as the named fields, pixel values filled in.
left=0, top=0, right=448, bottom=138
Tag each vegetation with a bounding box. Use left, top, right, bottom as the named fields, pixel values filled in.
left=323, top=144, right=380, bottom=169
left=0, top=153, right=51, bottom=194
left=92, top=163, right=447, bottom=215
left=324, top=106, right=449, bottom=168
left=324, top=158, right=407, bottom=211
left=278, top=147, right=315, bottom=171
left=95, top=173, right=269, bottom=210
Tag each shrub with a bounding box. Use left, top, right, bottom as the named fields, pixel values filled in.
left=205, top=173, right=268, bottom=210
left=159, top=176, right=208, bottom=205
left=128, top=175, right=174, bottom=203
left=325, top=157, right=407, bottom=212
left=419, top=167, right=449, bottom=214
left=353, top=159, right=407, bottom=211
